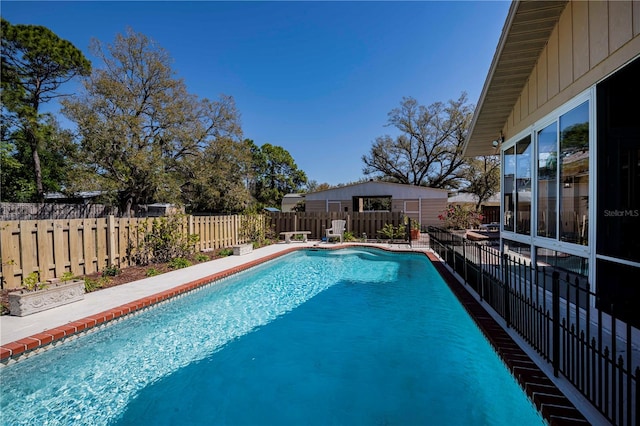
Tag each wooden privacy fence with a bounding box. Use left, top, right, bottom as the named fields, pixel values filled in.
left=0, top=214, right=260, bottom=289
left=268, top=211, right=405, bottom=240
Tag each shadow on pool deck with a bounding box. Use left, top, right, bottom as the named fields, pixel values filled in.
left=0, top=242, right=602, bottom=425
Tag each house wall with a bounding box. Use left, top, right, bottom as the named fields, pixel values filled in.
left=305, top=197, right=446, bottom=227
left=503, top=1, right=640, bottom=141
left=495, top=0, right=640, bottom=325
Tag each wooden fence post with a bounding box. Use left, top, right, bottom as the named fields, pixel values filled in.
left=107, top=215, right=116, bottom=267
left=1, top=221, right=18, bottom=288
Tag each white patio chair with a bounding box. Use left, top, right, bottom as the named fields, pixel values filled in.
left=325, top=220, right=346, bottom=243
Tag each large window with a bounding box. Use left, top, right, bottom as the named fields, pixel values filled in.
left=503, top=136, right=532, bottom=235
left=515, top=136, right=532, bottom=235
left=503, top=147, right=515, bottom=232
left=528, top=101, right=589, bottom=246
left=537, top=123, right=557, bottom=238
left=536, top=247, right=588, bottom=276
left=559, top=102, right=589, bottom=245
left=597, top=57, right=640, bottom=264
left=595, top=57, right=640, bottom=328
left=354, top=196, right=391, bottom=212
left=504, top=239, right=531, bottom=259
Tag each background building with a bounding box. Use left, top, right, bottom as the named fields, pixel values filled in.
left=303, top=181, right=448, bottom=227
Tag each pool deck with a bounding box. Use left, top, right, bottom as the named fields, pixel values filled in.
left=0, top=241, right=605, bottom=425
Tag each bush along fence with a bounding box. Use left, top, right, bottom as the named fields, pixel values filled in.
left=428, top=226, right=639, bottom=426
left=0, top=214, right=265, bottom=290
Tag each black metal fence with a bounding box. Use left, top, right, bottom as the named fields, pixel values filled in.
left=428, top=226, right=639, bottom=426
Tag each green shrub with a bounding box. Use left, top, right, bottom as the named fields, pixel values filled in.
left=85, top=276, right=109, bottom=292
left=145, top=267, right=161, bottom=277
left=129, top=214, right=198, bottom=265
left=195, top=253, right=209, bottom=263
left=218, top=248, right=233, bottom=257
left=376, top=223, right=406, bottom=241
left=60, top=271, right=76, bottom=282
left=168, top=257, right=191, bottom=269
left=102, top=265, right=121, bottom=277
left=343, top=231, right=356, bottom=242
left=22, top=271, right=45, bottom=292
left=239, top=213, right=275, bottom=248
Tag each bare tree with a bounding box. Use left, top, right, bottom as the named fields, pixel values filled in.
left=460, top=155, right=500, bottom=210
left=362, top=93, right=473, bottom=189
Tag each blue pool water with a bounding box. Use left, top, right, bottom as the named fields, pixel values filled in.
left=0, top=248, right=545, bottom=425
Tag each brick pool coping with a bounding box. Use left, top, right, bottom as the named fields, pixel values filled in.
left=1, top=244, right=589, bottom=424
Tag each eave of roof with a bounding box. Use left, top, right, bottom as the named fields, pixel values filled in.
left=305, top=180, right=449, bottom=196
left=463, top=0, right=568, bottom=157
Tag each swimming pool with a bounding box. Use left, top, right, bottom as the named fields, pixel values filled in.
left=0, top=247, right=545, bottom=425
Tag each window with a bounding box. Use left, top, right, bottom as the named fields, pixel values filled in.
left=504, top=239, right=531, bottom=259
left=597, top=57, right=640, bottom=264
left=559, top=102, right=589, bottom=245
left=354, top=196, right=391, bottom=212
left=515, top=136, right=532, bottom=235
left=503, top=147, right=515, bottom=232
left=537, top=122, right=558, bottom=238
left=536, top=247, right=588, bottom=276
left=525, top=101, right=589, bottom=247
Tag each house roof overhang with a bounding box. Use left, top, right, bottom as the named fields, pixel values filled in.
left=463, top=0, right=568, bottom=157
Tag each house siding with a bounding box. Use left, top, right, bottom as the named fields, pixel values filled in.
left=303, top=182, right=448, bottom=226
left=504, top=0, right=640, bottom=141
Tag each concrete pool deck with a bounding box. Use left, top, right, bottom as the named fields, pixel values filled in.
left=0, top=241, right=605, bottom=425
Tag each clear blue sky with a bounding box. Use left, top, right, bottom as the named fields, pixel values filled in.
left=2, top=1, right=510, bottom=186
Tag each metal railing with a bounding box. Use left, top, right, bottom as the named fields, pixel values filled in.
left=428, top=226, right=639, bottom=426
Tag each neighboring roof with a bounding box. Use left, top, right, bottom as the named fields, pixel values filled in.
left=263, top=207, right=280, bottom=212
left=147, top=203, right=174, bottom=207
left=304, top=181, right=448, bottom=200
left=44, top=190, right=105, bottom=200
left=282, top=193, right=304, bottom=199
left=448, top=192, right=501, bottom=206
left=463, top=0, right=569, bottom=157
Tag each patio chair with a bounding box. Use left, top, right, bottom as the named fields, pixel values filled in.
left=326, top=220, right=346, bottom=243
